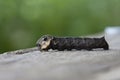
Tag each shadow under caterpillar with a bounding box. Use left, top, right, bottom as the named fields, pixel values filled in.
left=36, top=35, right=109, bottom=51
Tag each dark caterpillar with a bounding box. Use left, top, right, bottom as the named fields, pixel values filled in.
left=36, top=35, right=109, bottom=51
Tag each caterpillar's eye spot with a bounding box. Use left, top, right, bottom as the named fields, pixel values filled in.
left=43, top=37, right=47, bottom=41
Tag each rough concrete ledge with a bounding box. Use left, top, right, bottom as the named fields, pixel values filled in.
left=0, top=34, right=120, bottom=80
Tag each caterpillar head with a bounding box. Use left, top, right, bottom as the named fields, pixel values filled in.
left=36, top=35, right=53, bottom=51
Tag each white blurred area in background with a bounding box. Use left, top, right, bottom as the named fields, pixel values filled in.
left=105, top=26, right=120, bottom=49
left=105, top=26, right=120, bottom=36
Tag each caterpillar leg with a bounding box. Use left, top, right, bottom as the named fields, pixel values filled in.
left=86, top=48, right=92, bottom=51
left=103, top=45, right=109, bottom=50
left=57, top=48, right=65, bottom=51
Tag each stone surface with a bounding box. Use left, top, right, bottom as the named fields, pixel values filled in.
left=0, top=34, right=120, bottom=80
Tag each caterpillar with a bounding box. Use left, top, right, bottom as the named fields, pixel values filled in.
left=36, top=35, right=109, bottom=51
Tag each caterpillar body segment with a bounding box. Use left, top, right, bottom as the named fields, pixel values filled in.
left=36, top=35, right=109, bottom=51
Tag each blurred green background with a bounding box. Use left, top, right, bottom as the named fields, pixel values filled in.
left=0, top=0, right=120, bottom=53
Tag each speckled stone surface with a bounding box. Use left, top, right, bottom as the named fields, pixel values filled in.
left=0, top=34, right=120, bottom=80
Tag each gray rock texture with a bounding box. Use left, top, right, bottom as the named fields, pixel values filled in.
left=0, top=34, right=120, bottom=80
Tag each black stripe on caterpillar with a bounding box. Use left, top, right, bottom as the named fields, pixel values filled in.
left=36, top=35, right=109, bottom=51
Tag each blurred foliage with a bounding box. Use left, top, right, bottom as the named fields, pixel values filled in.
left=0, top=0, right=120, bottom=53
